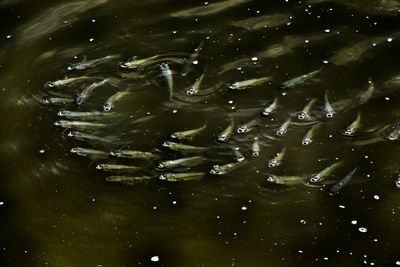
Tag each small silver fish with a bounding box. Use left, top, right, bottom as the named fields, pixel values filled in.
left=76, top=78, right=110, bottom=105
left=70, top=147, right=108, bottom=158
left=302, top=124, right=319, bottom=145
left=309, top=161, right=342, bottom=183
left=67, top=131, right=116, bottom=144
left=268, top=147, right=286, bottom=168
left=181, top=40, right=205, bottom=76
left=96, top=164, right=141, bottom=172
left=229, top=77, right=272, bottom=90
left=45, top=76, right=93, bottom=88
left=159, top=172, right=205, bottom=182
left=252, top=137, right=260, bottom=156
left=58, top=110, right=115, bottom=119
left=342, top=112, right=361, bottom=136
left=186, top=67, right=207, bottom=95
left=276, top=118, right=291, bottom=135
left=218, top=119, right=235, bottom=142
left=120, top=55, right=159, bottom=69
left=359, top=80, right=374, bottom=104
left=162, top=141, right=208, bottom=153
left=209, top=161, right=245, bottom=175
left=67, top=55, right=119, bottom=70
left=388, top=125, right=400, bottom=141
left=160, top=63, right=173, bottom=100
left=262, top=98, right=278, bottom=116
left=171, top=123, right=207, bottom=141
left=106, top=175, right=153, bottom=185
left=109, top=150, right=160, bottom=159
left=232, top=147, right=245, bottom=162
left=280, top=68, right=321, bottom=89
left=237, top=118, right=260, bottom=133
left=54, top=120, right=107, bottom=129
left=329, top=167, right=358, bottom=195
left=324, top=90, right=335, bottom=118
left=267, top=175, right=308, bottom=185
left=103, top=91, right=130, bottom=112
left=40, top=97, right=75, bottom=105
left=158, top=156, right=205, bottom=169
left=297, top=98, right=317, bottom=120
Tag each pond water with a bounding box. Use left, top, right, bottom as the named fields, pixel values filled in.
left=1, top=0, right=400, bottom=266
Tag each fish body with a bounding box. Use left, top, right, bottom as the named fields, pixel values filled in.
left=302, top=124, right=318, bottom=145
left=218, top=119, right=235, bottom=142
left=181, top=40, right=204, bottom=76
left=58, top=110, right=114, bottom=119
left=342, top=112, right=361, bottom=136
left=297, top=98, right=317, bottom=120
left=267, top=175, right=307, bottom=185
left=160, top=63, right=173, bottom=100
left=359, top=80, right=374, bottom=104
left=268, top=147, right=286, bottom=167
left=276, top=118, right=291, bottom=135
left=262, top=98, right=278, bottom=116
left=67, top=55, right=119, bottom=70
left=110, top=150, right=159, bottom=159
left=106, top=175, right=152, bottom=185
left=186, top=68, right=207, bottom=95
left=45, top=76, right=92, bottom=88
left=158, top=156, right=205, bottom=169
left=210, top=161, right=245, bottom=175
left=103, top=91, right=130, bottom=112
left=76, top=78, right=110, bottom=105
left=40, top=97, right=75, bottom=105
left=96, top=164, right=141, bottom=172
left=54, top=120, right=107, bottom=129
left=67, top=131, right=116, bottom=144
left=229, top=77, right=271, bottom=90
left=281, top=69, right=321, bottom=89
left=70, top=147, right=108, bottom=158
left=237, top=118, right=260, bottom=133
left=329, top=167, right=358, bottom=195
left=232, top=147, right=245, bottom=162
left=309, top=161, right=342, bottom=183
left=252, top=137, right=260, bottom=156
left=388, top=125, right=400, bottom=140
left=324, top=91, right=335, bottom=118
left=120, top=55, right=159, bottom=69
left=159, top=172, right=205, bottom=182
left=171, top=123, right=207, bottom=140
left=162, top=141, right=208, bottom=153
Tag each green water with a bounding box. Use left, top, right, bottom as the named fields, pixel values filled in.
left=1, top=0, right=400, bottom=266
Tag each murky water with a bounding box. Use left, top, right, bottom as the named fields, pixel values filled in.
left=1, top=0, right=400, bottom=266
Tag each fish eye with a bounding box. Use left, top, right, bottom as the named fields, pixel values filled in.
left=229, top=83, right=238, bottom=90
left=170, top=134, right=177, bottom=139
left=297, top=112, right=305, bottom=120
left=268, top=161, right=276, bottom=168
left=302, top=139, right=311, bottom=145
left=95, top=165, right=101, bottom=170
left=276, top=129, right=285, bottom=135
left=267, top=175, right=277, bottom=182
left=252, top=152, right=259, bottom=156
left=159, top=175, right=166, bottom=180
left=326, top=112, right=333, bottom=118
left=310, top=175, right=319, bottom=182
left=103, top=105, right=111, bottom=112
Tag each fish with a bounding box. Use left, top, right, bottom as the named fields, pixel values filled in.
left=228, top=77, right=272, bottom=90
left=106, top=175, right=153, bottom=185
left=276, top=118, right=291, bottom=135
left=359, top=80, right=374, bottom=104
left=103, top=91, right=130, bottom=112
left=75, top=78, right=110, bottom=105
left=309, top=161, right=342, bottom=183
left=70, top=147, right=108, bottom=158
left=96, top=164, right=141, bottom=172
left=341, top=112, right=361, bottom=136
left=109, top=150, right=160, bottom=160
left=160, top=63, right=173, bottom=100
left=232, top=147, right=245, bottom=162
left=297, top=98, right=317, bottom=120
left=67, top=131, right=116, bottom=144
left=181, top=40, right=205, bottom=76
left=267, top=175, right=308, bottom=185
left=329, top=167, right=358, bottom=195
left=40, top=97, right=75, bottom=105
left=170, top=0, right=251, bottom=17
left=302, top=124, right=319, bottom=145
left=252, top=137, right=260, bottom=156
left=268, top=147, right=286, bottom=167
left=262, top=98, right=278, bottom=116
left=54, top=120, right=107, bottom=129
left=171, top=122, right=207, bottom=140
left=388, top=125, right=400, bottom=141
left=209, top=161, right=246, bottom=175
left=58, top=110, right=115, bottom=119
left=280, top=68, right=321, bottom=89
left=186, top=67, right=207, bottom=95
left=159, top=172, right=205, bottom=182
left=120, top=55, right=159, bottom=69
left=231, top=13, right=291, bottom=30
left=237, top=118, right=261, bottom=133
left=67, top=55, right=119, bottom=70
left=324, top=90, right=335, bottom=118
left=162, top=141, right=208, bottom=153
left=45, top=76, right=93, bottom=88
left=217, top=119, right=235, bottom=142
left=157, top=156, right=205, bottom=169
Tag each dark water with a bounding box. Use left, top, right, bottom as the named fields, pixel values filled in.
left=1, top=0, right=400, bottom=266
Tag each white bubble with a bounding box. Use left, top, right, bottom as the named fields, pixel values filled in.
left=228, top=100, right=233, bottom=104
left=251, top=57, right=258, bottom=61
left=89, top=38, right=94, bottom=42
left=374, top=195, right=380, bottom=200
left=351, top=220, right=357, bottom=225
left=339, top=205, right=345, bottom=209
left=6, top=35, right=11, bottom=39
left=300, top=219, right=307, bottom=224
left=192, top=60, right=199, bottom=65
left=305, top=40, right=309, bottom=43
left=385, top=97, right=390, bottom=100
left=172, top=31, right=177, bottom=34
left=322, top=60, right=329, bottom=64
left=396, top=261, right=400, bottom=265
left=151, top=256, right=159, bottom=262
left=0, top=202, right=4, bottom=205
left=358, top=227, right=368, bottom=233
left=241, top=206, right=247, bottom=211
left=387, top=37, right=393, bottom=42
left=172, top=200, right=177, bottom=205
left=324, top=29, right=331, bottom=33
left=39, top=149, right=45, bottom=154
left=172, top=109, right=177, bottom=114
